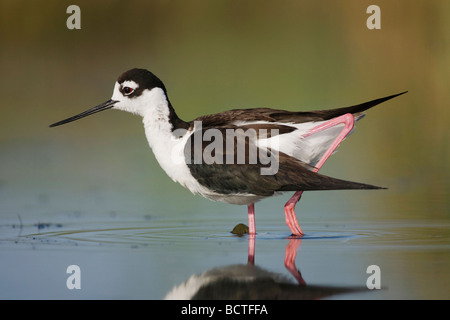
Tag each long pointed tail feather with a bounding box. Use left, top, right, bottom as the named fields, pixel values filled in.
left=318, top=91, right=408, bottom=120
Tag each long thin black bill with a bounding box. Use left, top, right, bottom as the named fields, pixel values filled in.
left=49, top=99, right=118, bottom=127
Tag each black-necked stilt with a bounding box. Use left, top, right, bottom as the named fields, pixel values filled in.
left=50, top=68, right=406, bottom=236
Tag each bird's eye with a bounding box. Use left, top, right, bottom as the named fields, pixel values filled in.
left=123, top=86, right=134, bottom=95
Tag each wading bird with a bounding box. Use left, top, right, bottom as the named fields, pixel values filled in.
left=50, top=68, right=406, bottom=236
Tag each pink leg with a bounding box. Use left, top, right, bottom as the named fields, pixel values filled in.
left=248, top=203, right=256, bottom=264
left=284, top=113, right=355, bottom=236
left=284, top=191, right=304, bottom=235
left=284, top=238, right=306, bottom=285
left=303, top=113, right=355, bottom=171
left=248, top=233, right=255, bottom=265
left=248, top=203, right=256, bottom=235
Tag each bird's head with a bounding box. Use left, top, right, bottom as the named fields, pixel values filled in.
left=49, top=68, right=169, bottom=127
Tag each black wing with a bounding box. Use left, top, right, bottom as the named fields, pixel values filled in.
left=193, top=91, right=407, bottom=126
left=185, top=126, right=383, bottom=196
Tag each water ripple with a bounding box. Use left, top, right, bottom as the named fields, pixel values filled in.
left=2, top=218, right=449, bottom=250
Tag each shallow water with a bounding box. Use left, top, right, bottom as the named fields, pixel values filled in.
left=1, top=212, right=449, bottom=299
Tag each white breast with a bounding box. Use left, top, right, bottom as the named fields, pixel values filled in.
left=144, top=117, right=265, bottom=205
left=141, top=100, right=203, bottom=194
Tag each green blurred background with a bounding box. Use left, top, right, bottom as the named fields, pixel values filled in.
left=0, top=0, right=448, bottom=220
left=0, top=0, right=449, bottom=300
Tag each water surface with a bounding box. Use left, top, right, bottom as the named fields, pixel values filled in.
left=1, top=212, right=448, bottom=299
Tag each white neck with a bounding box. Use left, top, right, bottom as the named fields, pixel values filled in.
left=141, top=88, right=174, bottom=148
left=141, top=88, right=179, bottom=173
left=140, top=89, right=202, bottom=195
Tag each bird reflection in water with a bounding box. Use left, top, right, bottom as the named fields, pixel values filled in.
left=165, top=235, right=364, bottom=299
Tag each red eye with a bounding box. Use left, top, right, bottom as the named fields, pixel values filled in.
left=123, top=86, right=134, bottom=95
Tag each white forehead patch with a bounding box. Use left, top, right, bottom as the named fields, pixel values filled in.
left=111, top=80, right=140, bottom=101
left=121, top=80, right=139, bottom=90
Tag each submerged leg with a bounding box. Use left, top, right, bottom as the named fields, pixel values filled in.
left=284, top=238, right=306, bottom=285
left=248, top=203, right=256, bottom=264
left=248, top=233, right=255, bottom=265
left=284, top=113, right=355, bottom=236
